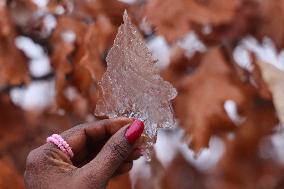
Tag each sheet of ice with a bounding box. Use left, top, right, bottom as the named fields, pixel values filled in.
left=95, top=11, right=177, bottom=161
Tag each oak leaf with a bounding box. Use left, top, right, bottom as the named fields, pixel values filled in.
left=144, top=0, right=241, bottom=42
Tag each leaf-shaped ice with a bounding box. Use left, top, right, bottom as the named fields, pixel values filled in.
left=95, top=11, right=177, bottom=160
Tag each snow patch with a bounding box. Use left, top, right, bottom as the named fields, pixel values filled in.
left=202, top=24, right=212, bottom=35
left=55, top=5, right=65, bottom=15
left=224, top=100, right=245, bottom=125
left=64, top=87, right=78, bottom=101
left=234, top=36, right=284, bottom=71
left=10, top=80, right=55, bottom=110
left=61, top=30, right=76, bottom=43
left=271, top=129, right=284, bottom=165
left=177, top=32, right=207, bottom=58
left=117, top=0, right=137, bottom=4
left=32, top=0, right=49, bottom=8
left=140, top=17, right=152, bottom=36
left=43, top=14, right=57, bottom=37
left=129, top=157, right=151, bottom=189
left=15, top=36, right=52, bottom=77
left=147, top=36, right=171, bottom=69
left=233, top=45, right=254, bottom=72
left=154, top=129, right=225, bottom=172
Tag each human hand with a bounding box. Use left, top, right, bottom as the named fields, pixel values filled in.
left=24, top=118, right=144, bottom=189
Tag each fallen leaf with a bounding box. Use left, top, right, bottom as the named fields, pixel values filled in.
left=256, top=61, right=284, bottom=124
left=174, top=47, right=255, bottom=152
left=0, top=2, right=29, bottom=86
left=144, top=0, right=241, bottom=42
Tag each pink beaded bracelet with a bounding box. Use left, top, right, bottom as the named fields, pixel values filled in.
left=46, top=134, right=74, bottom=158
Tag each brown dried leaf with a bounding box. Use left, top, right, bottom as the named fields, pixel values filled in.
left=204, top=0, right=284, bottom=50
left=160, top=153, right=206, bottom=189
left=174, top=48, right=254, bottom=152
left=256, top=0, right=284, bottom=51
left=256, top=61, right=284, bottom=124
left=0, top=157, right=25, bottom=189
left=7, top=0, right=38, bottom=34
left=0, top=2, right=29, bottom=86
left=107, top=174, right=132, bottom=189
left=0, top=95, right=26, bottom=151
left=145, top=0, right=241, bottom=42
left=50, top=16, right=81, bottom=110
left=74, top=15, right=115, bottom=82
left=73, top=0, right=130, bottom=25
left=50, top=14, right=115, bottom=115
left=211, top=97, right=279, bottom=189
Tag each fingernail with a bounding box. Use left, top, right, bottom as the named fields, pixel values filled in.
left=125, top=119, right=144, bottom=144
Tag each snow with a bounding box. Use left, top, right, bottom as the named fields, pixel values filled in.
left=10, top=80, right=55, bottom=110
left=177, top=32, right=207, bottom=58
left=55, top=5, right=65, bottom=15
left=15, top=36, right=52, bottom=77
left=43, top=14, right=57, bottom=36
left=233, top=45, right=254, bottom=72
left=147, top=36, right=171, bottom=69
left=129, top=157, right=152, bottom=189
left=154, top=128, right=225, bottom=171
left=64, top=87, right=79, bottom=101
left=130, top=128, right=225, bottom=188
left=202, top=24, right=212, bottom=35
left=271, top=124, right=284, bottom=165
left=61, top=30, right=76, bottom=43
left=140, top=17, right=152, bottom=36
left=32, top=0, right=49, bottom=8
left=224, top=100, right=245, bottom=126
left=117, top=0, right=137, bottom=4
left=234, top=36, right=284, bottom=71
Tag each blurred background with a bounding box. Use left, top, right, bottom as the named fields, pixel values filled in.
left=0, top=0, right=284, bottom=188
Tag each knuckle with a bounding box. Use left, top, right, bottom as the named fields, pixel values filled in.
left=26, top=149, right=38, bottom=168
left=25, top=149, right=40, bottom=180
left=108, top=141, right=129, bottom=161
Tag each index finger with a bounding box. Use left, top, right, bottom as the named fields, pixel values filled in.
left=60, top=117, right=133, bottom=160
left=84, top=117, right=134, bottom=141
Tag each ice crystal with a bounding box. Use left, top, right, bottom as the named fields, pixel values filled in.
left=95, top=11, right=177, bottom=161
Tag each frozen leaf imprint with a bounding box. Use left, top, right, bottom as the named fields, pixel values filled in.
left=95, top=11, right=177, bottom=160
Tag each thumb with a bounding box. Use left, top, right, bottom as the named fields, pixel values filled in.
left=80, top=119, right=144, bottom=184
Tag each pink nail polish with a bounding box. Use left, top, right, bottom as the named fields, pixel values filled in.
left=125, top=119, right=144, bottom=144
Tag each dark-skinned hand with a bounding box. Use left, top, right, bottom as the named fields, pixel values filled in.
left=24, top=117, right=144, bottom=189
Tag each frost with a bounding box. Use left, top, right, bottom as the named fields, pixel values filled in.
left=95, top=11, right=177, bottom=161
